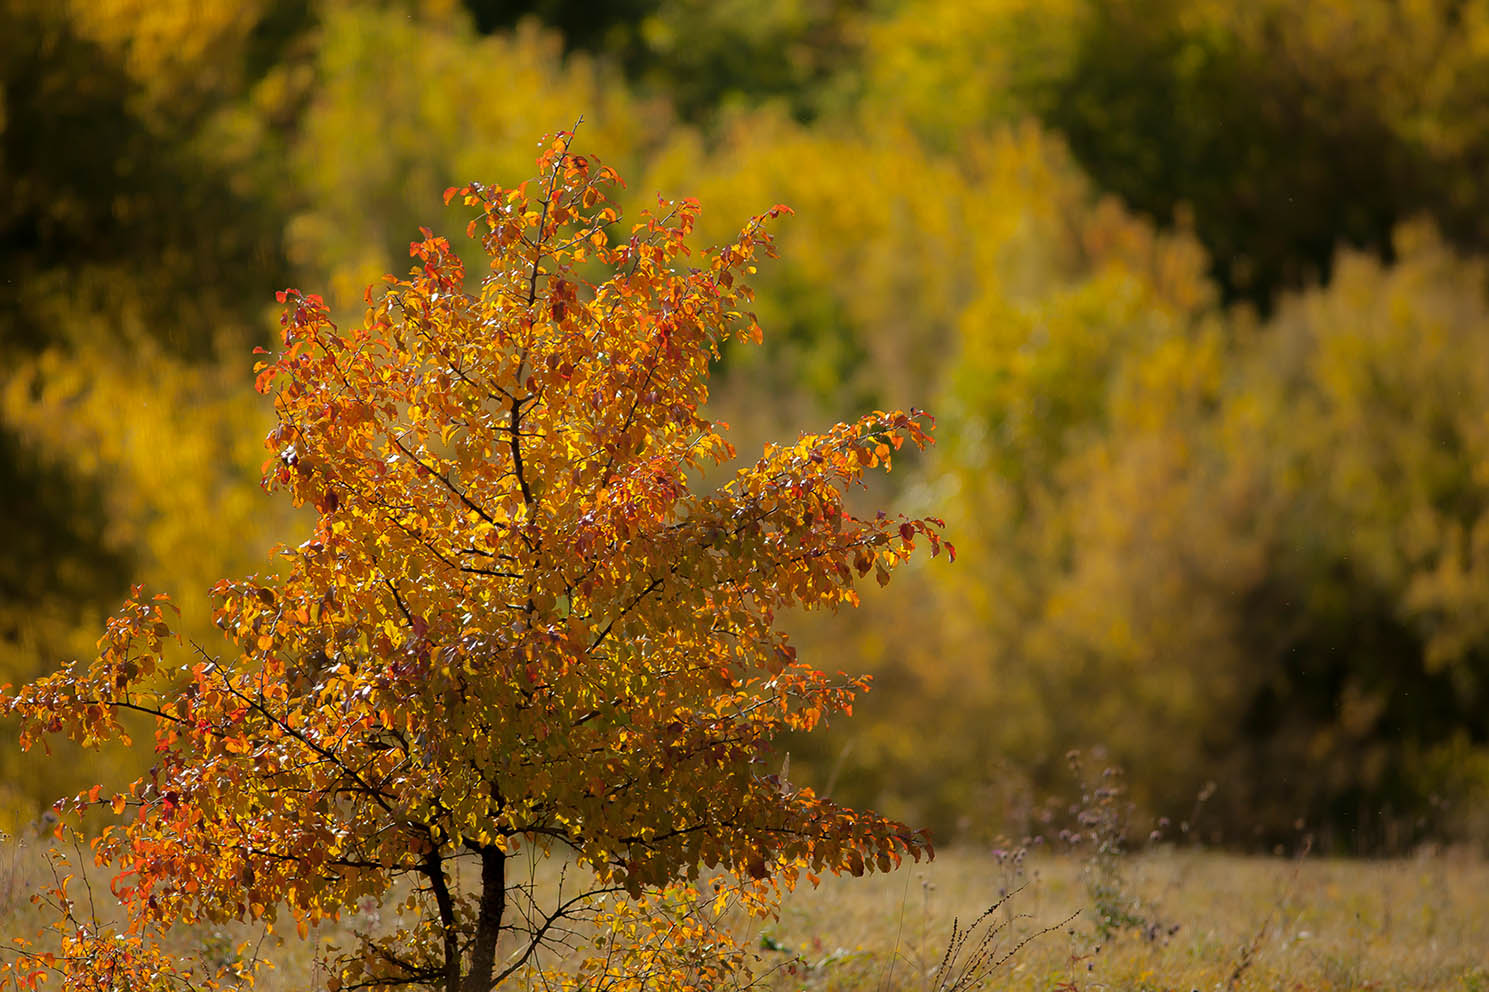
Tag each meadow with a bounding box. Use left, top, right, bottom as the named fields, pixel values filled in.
left=4, top=835, right=1484, bottom=991
left=757, top=847, right=1489, bottom=992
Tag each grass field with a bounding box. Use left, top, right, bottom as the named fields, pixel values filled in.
left=3, top=838, right=1485, bottom=991
left=752, top=846, right=1489, bottom=991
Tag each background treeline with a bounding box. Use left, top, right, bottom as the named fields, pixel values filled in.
left=4, top=0, right=1488, bottom=852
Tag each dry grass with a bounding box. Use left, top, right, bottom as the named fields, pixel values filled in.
left=752, top=846, right=1489, bottom=992
left=2, top=839, right=1485, bottom=991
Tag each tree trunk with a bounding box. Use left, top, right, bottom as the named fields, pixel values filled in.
left=460, top=844, right=507, bottom=992
left=423, top=850, right=462, bottom=992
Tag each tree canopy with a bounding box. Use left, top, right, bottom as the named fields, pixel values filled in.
left=2, top=134, right=942, bottom=992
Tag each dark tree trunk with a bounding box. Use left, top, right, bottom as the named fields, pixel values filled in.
left=424, top=850, right=463, bottom=992
left=460, top=844, right=507, bottom=992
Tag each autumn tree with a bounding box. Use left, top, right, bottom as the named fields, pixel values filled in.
left=2, top=132, right=946, bottom=991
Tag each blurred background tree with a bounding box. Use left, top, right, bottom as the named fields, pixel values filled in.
left=461, top=0, right=870, bottom=122
left=862, top=222, right=1489, bottom=851
left=4, top=0, right=1488, bottom=852
left=863, top=0, right=1489, bottom=310
left=0, top=0, right=313, bottom=819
